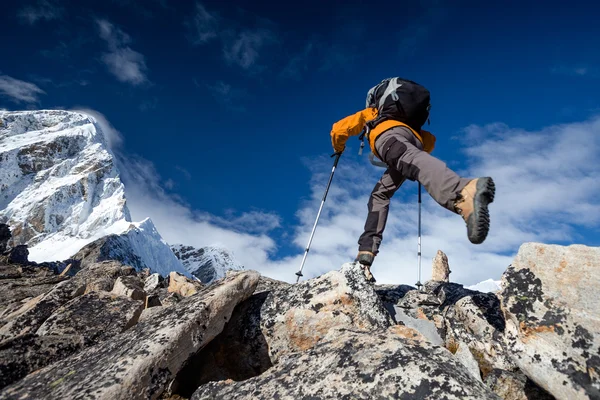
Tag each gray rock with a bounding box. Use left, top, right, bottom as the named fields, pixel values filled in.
left=0, top=224, right=10, bottom=253
left=500, top=243, right=600, bottom=400
left=258, top=262, right=393, bottom=363
left=0, top=334, right=84, bottom=390
left=485, top=369, right=555, bottom=400
left=70, top=234, right=146, bottom=271
left=0, top=270, right=260, bottom=400
left=111, top=276, right=146, bottom=301
left=192, top=326, right=500, bottom=400
left=392, top=306, right=444, bottom=346
left=431, top=249, right=451, bottom=282
left=454, top=340, right=483, bottom=382
left=36, top=291, right=144, bottom=346
left=144, top=273, right=162, bottom=292
left=0, top=279, right=85, bottom=342
left=7, top=245, right=29, bottom=265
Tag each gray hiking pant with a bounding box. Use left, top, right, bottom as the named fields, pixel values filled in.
left=358, top=126, right=471, bottom=254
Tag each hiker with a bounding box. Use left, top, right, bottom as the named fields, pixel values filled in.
left=330, top=77, right=495, bottom=282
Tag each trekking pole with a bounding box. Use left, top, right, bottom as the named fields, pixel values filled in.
left=415, top=183, right=423, bottom=292
left=295, top=152, right=342, bottom=283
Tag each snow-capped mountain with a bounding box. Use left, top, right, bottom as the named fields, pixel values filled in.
left=466, top=278, right=502, bottom=293
left=171, top=244, right=244, bottom=283
left=0, top=110, right=188, bottom=277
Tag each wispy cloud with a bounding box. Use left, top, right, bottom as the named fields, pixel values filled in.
left=73, top=108, right=124, bottom=151
left=201, top=80, right=247, bottom=110
left=222, top=29, right=277, bottom=70
left=0, top=75, right=46, bottom=104
left=185, top=2, right=219, bottom=45
left=280, top=43, right=314, bottom=79
left=85, top=108, right=600, bottom=285
left=551, top=65, right=598, bottom=77
left=18, top=0, right=64, bottom=25
left=186, top=2, right=278, bottom=72
left=96, top=19, right=149, bottom=86
left=175, top=166, right=192, bottom=180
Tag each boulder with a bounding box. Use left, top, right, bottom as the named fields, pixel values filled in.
left=0, top=224, right=10, bottom=253
left=111, top=276, right=146, bottom=301
left=0, top=334, right=84, bottom=390
left=0, top=270, right=260, bottom=400
left=500, top=243, right=600, bottom=399
left=431, top=249, right=451, bottom=282
left=36, top=291, right=144, bottom=346
left=170, top=263, right=393, bottom=396
left=168, top=271, right=201, bottom=297
left=144, top=273, right=162, bottom=292
left=6, top=245, right=29, bottom=265
left=0, top=280, right=85, bottom=342
left=485, top=369, right=555, bottom=400
left=192, top=326, right=500, bottom=400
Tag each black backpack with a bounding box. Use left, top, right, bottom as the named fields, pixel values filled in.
left=365, top=77, right=431, bottom=132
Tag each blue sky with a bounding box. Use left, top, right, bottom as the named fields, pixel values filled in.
left=1, top=0, right=599, bottom=285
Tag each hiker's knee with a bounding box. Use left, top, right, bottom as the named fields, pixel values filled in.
left=381, top=139, right=408, bottom=166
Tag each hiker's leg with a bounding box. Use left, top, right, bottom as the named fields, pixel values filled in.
left=357, top=168, right=406, bottom=255
left=375, top=127, right=471, bottom=211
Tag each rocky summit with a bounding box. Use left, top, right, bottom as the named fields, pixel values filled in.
left=1, top=110, right=599, bottom=399
left=1, top=222, right=599, bottom=399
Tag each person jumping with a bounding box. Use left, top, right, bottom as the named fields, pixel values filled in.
left=330, top=77, right=495, bottom=283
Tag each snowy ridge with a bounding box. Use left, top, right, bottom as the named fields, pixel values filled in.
left=466, top=279, right=502, bottom=293
left=0, top=110, right=188, bottom=277
left=171, top=244, right=244, bottom=283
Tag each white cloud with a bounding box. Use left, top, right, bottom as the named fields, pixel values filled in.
left=72, top=108, right=124, bottom=151
left=0, top=75, right=46, bottom=104
left=186, top=2, right=219, bottom=45
left=96, top=19, right=149, bottom=86
left=18, top=0, right=63, bottom=25
left=223, top=29, right=276, bottom=70
left=85, top=109, right=600, bottom=286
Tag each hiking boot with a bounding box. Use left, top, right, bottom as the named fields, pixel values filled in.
left=355, top=251, right=376, bottom=283
left=454, top=177, right=495, bottom=244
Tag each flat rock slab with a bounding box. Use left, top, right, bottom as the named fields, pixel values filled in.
left=192, top=326, right=500, bottom=400
left=36, top=291, right=144, bottom=346
left=501, top=243, right=600, bottom=399
left=0, top=280, right=84, bottom=342
left=0, top=334, right=84, bottom=390
left=0, top=270, right=260, bottom=400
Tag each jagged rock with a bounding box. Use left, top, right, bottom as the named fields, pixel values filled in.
left=192, top=326, right=500, bottom=400
left=253, top=275, right=289, bottom=294
left=112, top=276, right=146, bottom=301
left=6, top=245, right=29, bottom=265
left=84, top=277, right=115, bottom=293
left=36, top=291, right=144, bottom=346
left=72, top=260, right=136, bottom=291
left=389, top=307, right=444, bottom=346
left=0, top=270, right=260, bottom=400
left=431, top=249, right=451, bottom=282
left=168, top=271, right=201, bottom=297
left=375, top=284, right=416, bottom=304
left=171, top=262, right=393, bottom=396
left=442, top=287, right=514, bottom=378
left=0, top=267, right=68, bottom=318
left=144, top=272, right=162, bottom=292
left=485, top=369, right=555, bottom=400
left=0, top=334, right=84, bottom=390
left=138, top=306, right=164, bottom=323
left=454, top=340, right=483, bottom=382
left=500, top=243, right=600, bottom=399
left=0, top=279, right=85, bottom=342
left=255, top=262, right=393, bottom=363
left=0, top=224, right=10, bottom=253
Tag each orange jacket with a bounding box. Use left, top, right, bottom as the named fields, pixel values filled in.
left=330, top=108, right=436, bottom=158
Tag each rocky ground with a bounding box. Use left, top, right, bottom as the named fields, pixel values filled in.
left=0, top=223, right=598, bottom=399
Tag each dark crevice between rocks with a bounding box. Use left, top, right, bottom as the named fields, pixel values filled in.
left=170, top=291, right=273, bottom=398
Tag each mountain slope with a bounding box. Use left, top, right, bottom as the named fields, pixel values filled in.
left=0, top=110, right=188, bottom=276
left=171, top=244, right=244, bottom=283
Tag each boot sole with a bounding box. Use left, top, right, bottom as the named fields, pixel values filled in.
left=467, top=177, right=495, bottom=244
